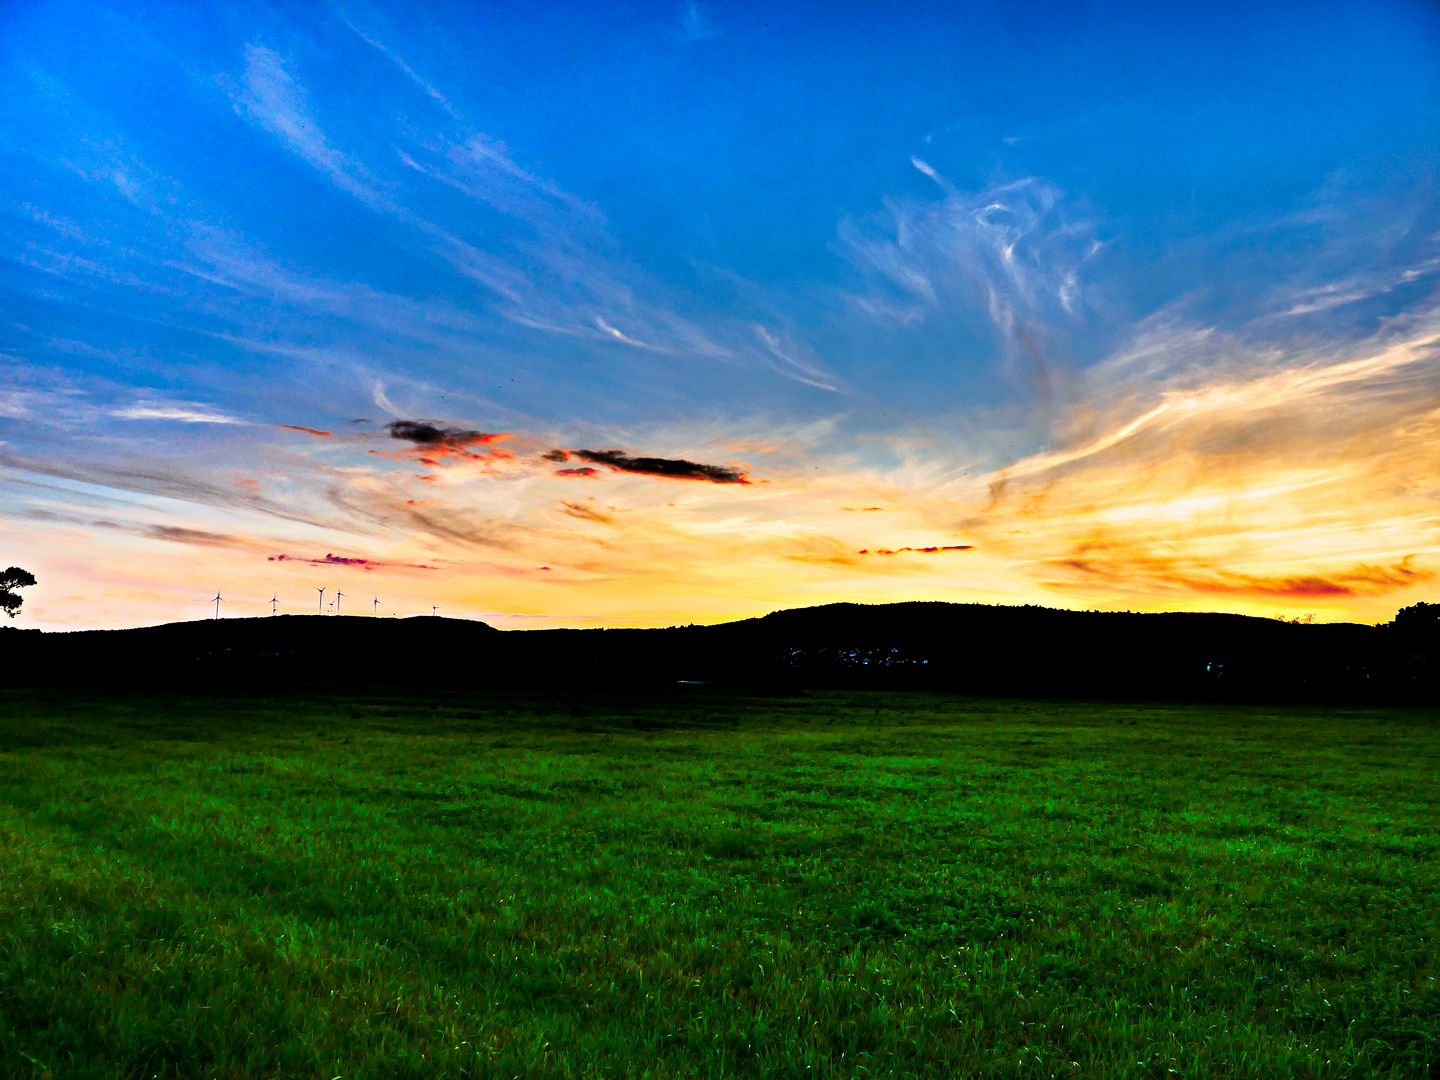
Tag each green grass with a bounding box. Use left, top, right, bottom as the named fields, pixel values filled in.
left=0, top=688, right=1436, bottom=1079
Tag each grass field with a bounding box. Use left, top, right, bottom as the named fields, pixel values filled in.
left=0, top=687, right=1436, bottom=1079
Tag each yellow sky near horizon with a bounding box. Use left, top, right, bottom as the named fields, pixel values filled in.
left=5, top=315, right=1434, bottom=633
left=7, top=317, right=1437, bottom=632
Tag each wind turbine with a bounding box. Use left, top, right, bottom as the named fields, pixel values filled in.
left=373, top=596, right=380, bottom=616
left=270, top=594, right=278, bottom=616
left=213, top=590, right=223, bottom=620
left=335, top=589, right=343, bottom=615
left=432, top=604, right=438, bottom=617
left=316, top=586, right=325, bottom=614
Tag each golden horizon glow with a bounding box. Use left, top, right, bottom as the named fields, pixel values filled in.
left=8, top=318, right=1437, bottom=632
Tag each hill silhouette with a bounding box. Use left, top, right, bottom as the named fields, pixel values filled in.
left=2, top=602, right=1435, bottom=703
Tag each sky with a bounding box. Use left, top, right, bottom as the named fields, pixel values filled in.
left=2, top=0, right=1438, bottom=630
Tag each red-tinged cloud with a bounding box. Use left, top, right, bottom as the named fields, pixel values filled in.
left=572, top=449, right=750, bottom=483
left=385, top=420, right=512, bottom=461
left=1051, top=550, right=1433, bottom=600
left=268, top=553, right=439, bottom=571
left=1194, top=562, right=1434, bottom=599
left=1188, top=575, right=1354, bottom=598
left=279, top=424, right=332, bottom=437
left=557, top=467, right=599, bottom=477
left=858, top=545, right=976, bottom=555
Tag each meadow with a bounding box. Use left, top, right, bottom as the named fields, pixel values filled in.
left=0, top=687, right=1435, bottom=1079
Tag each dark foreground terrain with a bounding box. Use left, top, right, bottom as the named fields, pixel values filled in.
left=0, top=688, right=1436, bottom=1078
left=5, top=600, right=1439, bottom=702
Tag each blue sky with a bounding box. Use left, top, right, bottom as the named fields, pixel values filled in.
left=3, top=0, right=1438, bottom=628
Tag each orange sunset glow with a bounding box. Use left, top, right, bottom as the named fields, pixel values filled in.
left=3, top=1, right=1437, bottom=631
left=8, top=316, right=1436, bottom=630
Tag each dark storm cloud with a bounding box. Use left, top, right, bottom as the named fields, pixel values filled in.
left=573, top=449, right=749, bottom=484
left=386, top=420, right=507, bottom=452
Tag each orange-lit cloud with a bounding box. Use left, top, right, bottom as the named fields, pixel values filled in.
left=5, top=319, right=1437, bottom=631
left=951, top=322, right=1440, bottom=616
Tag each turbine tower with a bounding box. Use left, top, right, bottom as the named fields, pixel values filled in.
left=213, top=590, right=223, bottom=620
left=335, top=589, right=343, bottom=615
left=316, top=586, right=325, bottom=614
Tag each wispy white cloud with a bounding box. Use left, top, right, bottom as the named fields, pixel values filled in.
left=679, top=3, right=720, bottom=40
left=219, top=46, right=737, bottom=365
left=0, top=366, right=89, bottom=423
left=754, top=326, right=845, bottom=393
left=401, top=136, right=601, bottom=230
left=594, top=317, right=659, bottom=349
left=22, top=204, right=90, bottom=242
left=111, top=401, right=246, bottom=424
left=371, top=383, right=404, bottom=417
left=175, top=226, right=491, bottom=340
left=27, top=70, right=181, bottom=217
left=908, top=155, right=948, bottom=190
left=1277, top=256, right=1440, bottom=316
left=344, top=21, right=461, bottom=119
left=224, top=44, right=383, bottom=206
left=839, top=168, right=1101, bottom=395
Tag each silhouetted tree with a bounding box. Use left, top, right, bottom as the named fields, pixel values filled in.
left=1395, top=601, right=1439, bottom=628
left=0, top=567, right=36, bottom=619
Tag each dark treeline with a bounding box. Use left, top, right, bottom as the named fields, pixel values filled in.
left=3, top=601, right=1438, bottom=704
